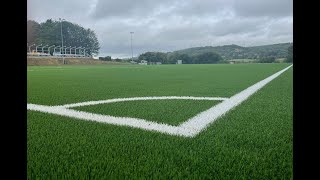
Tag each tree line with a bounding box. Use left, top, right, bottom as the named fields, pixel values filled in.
left=27, top=19, right=100, bottom=56
left=100, top=43, right=293, bottom=64
left=172, top=43, right=292, bottom=60
left=134, top=43, right=293, bottom=64
left=258, top=44, right=293, bottom=63
left=137, top=51, right=223, bottom=64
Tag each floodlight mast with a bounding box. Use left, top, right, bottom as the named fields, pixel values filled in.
left=59, top=18, right=65, bottom=64
left=130, top=32, right=134, bottom=62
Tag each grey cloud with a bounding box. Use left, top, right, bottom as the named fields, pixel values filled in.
left=210, top=17, right=270, bottom=36
left=175, top=0, right=233, bottom=17
left=91, top=0, right=172, bottom=19
left=28, top=0, right=293, bottom=58
left=234, top=0, right=293, bottom=17
left=27, top=0, right=95, bottom=26
left=266, top=18, right=293, bottom=37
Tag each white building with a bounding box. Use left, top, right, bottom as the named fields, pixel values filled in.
left=139, top=60, right=148, bottom=65
left=177, top=60, right=182, bottom=64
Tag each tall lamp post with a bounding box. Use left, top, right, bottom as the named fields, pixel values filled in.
left=59, top=18, right=65, bottom=63
left=130, top=32, right=134, bottom=62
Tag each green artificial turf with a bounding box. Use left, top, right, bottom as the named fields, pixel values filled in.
left=27, top=63, right=289, bottom=106
left=27, top=63, right=292, bottom=179
left=73, top=99, right=221, bottom=125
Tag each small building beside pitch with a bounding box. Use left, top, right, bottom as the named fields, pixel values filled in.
left=139, top=60, right=148, bottom=65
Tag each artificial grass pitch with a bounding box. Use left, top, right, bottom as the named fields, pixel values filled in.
left=72, top=99, right=221, bottom=125
left=27, top=64, right=292, bottom=179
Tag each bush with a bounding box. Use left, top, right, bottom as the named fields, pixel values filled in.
left=99, top=56, right=111, bottom=61
left=286, top=45, right=293, bottom=62
left=259, top=56, right=275, bottom=63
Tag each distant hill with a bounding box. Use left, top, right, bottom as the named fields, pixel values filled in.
left=169, top=42, right=292, bottom=60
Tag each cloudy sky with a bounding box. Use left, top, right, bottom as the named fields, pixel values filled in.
left=27, top=0, right=293, bottom=58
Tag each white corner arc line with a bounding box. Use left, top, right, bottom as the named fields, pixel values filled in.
left=27, top=64, right=292, bottom=137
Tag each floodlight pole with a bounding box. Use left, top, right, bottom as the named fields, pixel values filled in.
left=60, top=18, right=65, bottom=64
left=130, top=32, right=134, bottom=62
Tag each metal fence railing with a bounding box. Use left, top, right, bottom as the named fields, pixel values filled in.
left=27, top=44, right=92, bottom=58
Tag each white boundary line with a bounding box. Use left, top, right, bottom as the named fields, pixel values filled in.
left=58, top=96, right=229, bottom=108
left=27, top=64, right=292, bottom=137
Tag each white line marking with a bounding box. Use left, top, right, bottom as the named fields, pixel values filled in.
left=180, top=64, right=293, bottom=136
left=27, top=65, right=292, bottom=137
left=58, top=96, right=229, bottom=108
left=27, top=103, right=192, bottom=136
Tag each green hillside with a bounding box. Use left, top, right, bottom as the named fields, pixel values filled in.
left=169, top=42, right=292, bottom=60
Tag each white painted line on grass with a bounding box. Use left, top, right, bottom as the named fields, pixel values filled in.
left=27, top=103, right=192, bottom=136
left=59, top=96, right=229, bottom=108
left=27, top=64, right=292, bottom=137
left=179, top=64, right=293, bottom=136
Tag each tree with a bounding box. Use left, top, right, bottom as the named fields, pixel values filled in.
left=114, top=58, right=122, bottom=62
left=99, top=56, right=111, bottom=61
left=139, top=51, right=222, bottom=64
left=27, top=20, right=40, bottom=45
left=105, top=56, right=111, bottom=61
left=166, top=53, right=180, bottom=64
left=138, top=52, right=167, bottom=63
left=177, top=54, right=193, bottom=64
left=35, top=19, right=60, bottom=46
left=193, top=52, right=222, bottom=64
left=286, top=44, right=293, bottom=62
left=259, top=56, right=275, bottom=63
left=30, top=19, right=100, bottom=56
left=167, top=53, right=193, bottom=64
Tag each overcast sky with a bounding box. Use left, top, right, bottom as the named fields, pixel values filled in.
left=27, top=0, right=293, bottom=58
